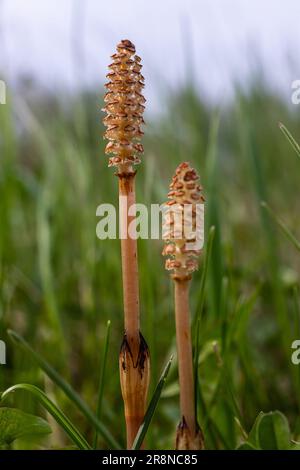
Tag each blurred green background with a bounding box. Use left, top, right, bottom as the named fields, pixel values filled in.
left=1, top=76, right=300, bottom=449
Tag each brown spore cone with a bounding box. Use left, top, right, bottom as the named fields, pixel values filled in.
left=103, top=39, right=145, bottom=173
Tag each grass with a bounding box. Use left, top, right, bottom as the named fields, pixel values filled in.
left=1, top=80, right=300, bottom=449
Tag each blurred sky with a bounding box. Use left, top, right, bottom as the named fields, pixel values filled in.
left=0, top=0, right=300, bottom=112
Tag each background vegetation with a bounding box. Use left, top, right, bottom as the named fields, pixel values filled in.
left=1, top=78, right=300, bottom=449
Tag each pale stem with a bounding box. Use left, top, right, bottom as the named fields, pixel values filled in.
left=118, top=173, right=140, bottom=353
left=174, top=278, right=196, bottom=436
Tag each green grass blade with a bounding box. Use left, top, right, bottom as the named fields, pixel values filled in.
left=36, top=188, right=65, bottom=351
left=7, top=329, right=120, bottom=449
left=193, top=226, right=215, bottom=416
left=220, top=276, right=229, bottom=353
left=279, top=122, right=300, bottom=160
left=261, top=202, right=300, bottom=253
left=205, top=113, right=223, bottom=316
left=93, top=320, right=111, bottom=449
left=194, top=226, right=216, bottom=325
left=131, top=355, right=173, bottom=450
left=222, top=366, right=244, bottom=427
left=1, top=384, right=91, bottom=450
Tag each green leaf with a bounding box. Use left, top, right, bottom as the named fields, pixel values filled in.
left=194, top=226, right=216, bottom=329
left=205, top=113, right=223, bottom=317
left=257, top=411, right=291, bottom=450
left=93, top=320, right=111, bottom=449
left=198, top=338, right=220, bottom=364
left=1, top=384, right=91, bottom=450
left=247, top=411, right=264, bottom=447
left=279, top=122, right=300, bottom=160
left=236, top=411, right=291, bottom=450
left=161, top=381, right=179, bottom=398
left=236, top=442, right=257, bottom=450
left=228, top=287, right=261, bottom=343
left=131, top=356, right=173, bottom=450
left=0, top=407, right=51, bottom=446
left=261, top=202, right=300, bottom=253
left=193, top=225, right=215, bottom=416
left=291, top=442, right=300, bottom=450
left=7, top=329, right=120, bottom=449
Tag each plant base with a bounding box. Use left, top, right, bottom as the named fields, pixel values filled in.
left=119, top=331, right=150, bottom=449
left=176, top=417, right=205, bottom=450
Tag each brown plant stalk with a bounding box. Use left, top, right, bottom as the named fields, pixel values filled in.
left=163, top=162, right=205, bottom=450
left=103, top=39, right=150, bottom=449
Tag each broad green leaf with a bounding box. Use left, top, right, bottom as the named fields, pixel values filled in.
left=1, top=384, right=91, bottom=450
left=257, top=411, right=291, bottom=450
left=0, top=407, right=51, bottom=446
left=236, top=411, right=291, bottom=450
left=7, top=329, right=120, bottom=449
left=247, top=411, right=264, bottom=447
